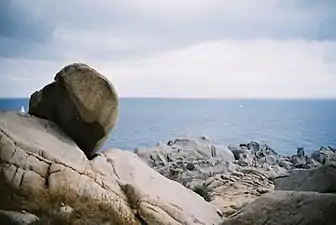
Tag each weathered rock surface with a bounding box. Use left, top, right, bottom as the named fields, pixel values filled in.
left=136, top=139, right=336, bottom=217
left=136, top=139, right=276, bottom=216
left=274, top=164, right=336, bottom=192
left=28, top=63, right=118, bottom=159
left=104, top=149, right=221, bottom=225
left=209, top=168, right=274, bottom=217
left=229, top=141, right=334, bottom=172
left=0, top=111, right=135, bottom=222
left=0, top=112, right=221, bottom=225
left=311, top=146, right=336, bottom=164
left=0, top=210, right=39, bottom=225
left=135, top=136, right=235, bottom=185
left=221, top=191, right=336, bottom=225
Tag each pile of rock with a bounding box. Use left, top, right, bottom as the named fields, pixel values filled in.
left=135, top=137, right=336, bottom=223
left=229, top=141, right=336, bottom=172
left=135, top=136, right=236, bottom=185
left=221, top=164, right=336, bottom=224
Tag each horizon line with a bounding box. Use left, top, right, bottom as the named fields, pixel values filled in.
left=1, top=96, right=336, bottom=100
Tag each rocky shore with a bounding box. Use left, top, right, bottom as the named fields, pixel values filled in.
left=0, top=63, right=335, bottom=225
left=135, top=136, right=336, bottom=217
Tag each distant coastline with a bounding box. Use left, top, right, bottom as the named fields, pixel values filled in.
left=1, top=97, right=336, bottom=100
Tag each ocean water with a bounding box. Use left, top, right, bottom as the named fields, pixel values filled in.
left=0, top=98, right=335, bottom=155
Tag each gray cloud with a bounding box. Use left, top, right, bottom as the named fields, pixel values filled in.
left=0, top=0, right=58, bottom=59
left=1, top=0, right=335, bottom=61
left=1, top=0, right=336, bottom=99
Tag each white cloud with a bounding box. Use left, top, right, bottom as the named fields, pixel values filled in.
left=1, top=38, right=336, bottom=98
left=6, top=39, right=324, bottom=99
left=102, top=39, right=336, bottom=99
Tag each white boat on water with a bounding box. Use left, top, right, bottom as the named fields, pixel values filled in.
left=20, top=106, right=25, bottom=113
left=239, top=105, right=244, bottom=108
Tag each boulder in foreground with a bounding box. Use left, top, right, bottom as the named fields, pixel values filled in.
left=28, top=63, right=118, bottom=159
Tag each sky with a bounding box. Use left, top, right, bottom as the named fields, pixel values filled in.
left=0, top=0, right=336, bottom=98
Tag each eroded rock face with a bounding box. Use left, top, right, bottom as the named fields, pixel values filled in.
left=209, top=168, right=274, bottom=217
left=135, top=138, right=276, bottom=216
left=135, top=138, right=336, bottom=221
left=0, top=112, right=221, bottom=225
left=221, top=191, right=336, bottom=225
left=103, top=149, right=222, bottom=225
left=135, top=136, right=235, bottom=185
left=311, top=146, right=336, bottom=164
left=28, top=63, right=118, bottom=159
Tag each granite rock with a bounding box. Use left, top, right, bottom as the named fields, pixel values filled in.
left=28, top=63, right=118, bottom=159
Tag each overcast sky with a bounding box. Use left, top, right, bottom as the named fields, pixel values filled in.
left=1, top=0, right=336, bottom=98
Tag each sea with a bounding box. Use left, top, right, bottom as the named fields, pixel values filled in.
left=0, top=98, right=335, bottom=155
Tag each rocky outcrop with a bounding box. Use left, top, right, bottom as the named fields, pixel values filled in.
left=136, top=139, right=336, bottom=217
left=135, top=139, right=277, bottom=216
left=0, top=111, right=221, bottom=225
left=105, top=149, right=221, bottom=225
left=228, top=142, right=333, bottom=172
left=274, top=164, right=336, bottom=193
left=311, top=146, right=336, bottom=164
left=0, top=111, right=135, bottom=222
left=135, top=136, right=235, bottom=185
left=221, top=191, right=336, bottom=225
left=209, top=168, right=274, bottom=216
left=28, top=63, right=118, bottom=159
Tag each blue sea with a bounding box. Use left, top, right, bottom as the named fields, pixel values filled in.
left=1, top=98, right=335, bottom=155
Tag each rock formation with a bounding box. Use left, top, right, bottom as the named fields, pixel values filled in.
left=135, top=136, right=235, bottom=185
left=220, top=162, right=336, bottom=225
left=135, top=138, right=336, bottom=218
left=28, top=63, right=118, bottom=159
left=0, top=111, right=221, bottom=225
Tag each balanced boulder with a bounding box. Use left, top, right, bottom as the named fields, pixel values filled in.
left=28, top=63, right=118, bottom=159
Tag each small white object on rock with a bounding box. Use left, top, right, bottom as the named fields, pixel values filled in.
left=59, top=205, right=74, bottom=215
left=20, top=106, right=25, bottom=114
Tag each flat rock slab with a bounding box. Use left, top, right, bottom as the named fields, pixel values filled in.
left=221, top=191, right=336, bottom=225
left=274, top=164, right=336, bottom=192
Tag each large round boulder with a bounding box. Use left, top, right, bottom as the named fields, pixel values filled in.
left=28, top=63, right=118, bottom=159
